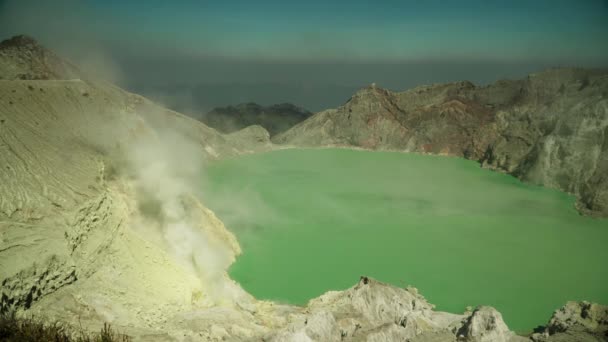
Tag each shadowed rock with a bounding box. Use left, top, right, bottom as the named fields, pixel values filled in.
left=202, top=102, right=312, bottom=136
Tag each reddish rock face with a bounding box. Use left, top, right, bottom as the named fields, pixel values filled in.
left=274, top=69, right=608, bottom=217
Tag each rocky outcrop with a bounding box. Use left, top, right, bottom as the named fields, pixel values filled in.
left=532, top=302, right=608, bottom=342
left=202, top=102, right=312, bottom=136
left=266, top=277, right=476, bottom=341
left=275, top=70, right=608, bottom=217
left=224, top=125, right=273, bottom=153
left=457, top=306, right=523, bottom=342
left=264, top=277, right=560, bottom=342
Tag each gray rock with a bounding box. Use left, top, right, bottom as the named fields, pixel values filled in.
left=266, top=277, right=467, bottom=341
left=455, top=306, right=524, bottom=342
left=532, top=302, right=608, bottom=342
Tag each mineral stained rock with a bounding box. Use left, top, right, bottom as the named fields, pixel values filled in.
left=274, top=71, right=608, bottom=217
left=1, top=35, right=606, bottom=341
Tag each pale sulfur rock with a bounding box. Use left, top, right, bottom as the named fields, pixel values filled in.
left=456, top=306, right=523, bottom=342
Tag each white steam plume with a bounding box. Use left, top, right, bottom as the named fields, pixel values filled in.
left=123, top=123, right=244, bottom=304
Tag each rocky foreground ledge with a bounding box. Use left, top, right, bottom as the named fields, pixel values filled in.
left=4, top=276, right=608, bottom=341
left=258, top=277, right=608, bottom=342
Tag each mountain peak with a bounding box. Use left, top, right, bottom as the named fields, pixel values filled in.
left=0, top=35, right=41, bottom=50
left=349, top=83, right=392, bottom=101
left=0, top=34, right=82, bottom=80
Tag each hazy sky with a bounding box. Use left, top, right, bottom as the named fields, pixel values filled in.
left=102, top=0, right=608, bottom=62
left=1, top=0, right=607, bottom=110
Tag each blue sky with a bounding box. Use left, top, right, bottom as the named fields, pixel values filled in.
left=85, top=0, right=608, bottom=62
left=2, top=0, right=606, bottom=62
left=1, top=0, right=607, bottom=110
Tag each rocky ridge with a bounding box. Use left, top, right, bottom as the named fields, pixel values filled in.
left=0, top=35, right=606, bottom=341
left=274, top=71, right=608, bottom=217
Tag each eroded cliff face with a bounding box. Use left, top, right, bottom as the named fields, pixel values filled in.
left=275, top=70, right=608, bottom=217
left=1, top=35, right=607, bottom=342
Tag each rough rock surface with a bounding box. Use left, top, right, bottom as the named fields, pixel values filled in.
left=224, top=124, right=273, bottom=153
left=266, top=277, right=463, bottom=341
left=531, top=302, right=608, bottom=342
left=1, top=35, right=607, bottom=341
left=274, top=72, right=608, bottom=217
left=202, top=102, right=312, bottom=136
left=456, top=306, right=525, bottom=342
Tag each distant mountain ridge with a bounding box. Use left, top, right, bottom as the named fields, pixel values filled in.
left=202, top=102, right=312, bottom=136
left=127, top=82, right=360, bottom=114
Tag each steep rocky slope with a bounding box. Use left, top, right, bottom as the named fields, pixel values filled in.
left=1, top=35, right=606, bottom=341
left=0, top=35, right=274, bottom=338
left=202, top=102, right=312, bottom=136
left=275, top=71, right=608, bottom=217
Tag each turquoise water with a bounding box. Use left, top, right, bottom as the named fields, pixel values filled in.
left=202, top=148, right=608, bottom=332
